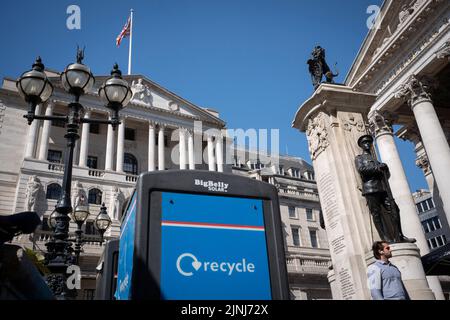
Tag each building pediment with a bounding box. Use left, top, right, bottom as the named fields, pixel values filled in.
left=345, top=0, right=447, bottom=93
left=120, top=75, right=225, bottom=127
left=2, top=71, right=225, bottom=128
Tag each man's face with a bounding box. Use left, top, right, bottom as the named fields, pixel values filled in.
left=381, top=243, right=392, bottom=259
left=362, top=140, right=371, bottom=151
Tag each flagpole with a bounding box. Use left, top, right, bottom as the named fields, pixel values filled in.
left=128, top=9, right=134, bottom=75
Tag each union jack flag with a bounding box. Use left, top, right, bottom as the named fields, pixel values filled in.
left=116, top=17, right=131, bottom=47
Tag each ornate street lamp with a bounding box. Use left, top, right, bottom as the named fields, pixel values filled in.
left=16, top=48, right=131, bottom=299
left=16, top=57, right=53, bottom=124
left=94, top=203, right=112, bottom=244
left=71, top=202, right=90, bottom=264
left=98, top=63, right=132, bottom=130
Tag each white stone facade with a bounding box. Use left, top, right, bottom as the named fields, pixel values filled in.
left=1, top=70, right=331, bottom=299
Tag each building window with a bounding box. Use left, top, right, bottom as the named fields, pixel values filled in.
left=292, top=227, right=300, bottom=246
left=436, top=236, right=444, bottom=247
left=51, top=113, right=66, bottom=128
left=125, top=128, right=136, bottom=141
left=291, top=168, right=300, bottom=178
left=83, top=289, right=95, bottom=300
left=432, top=217, right=442, bottom=230
left=306, top=208, right=314, bottom=221
left=417, top=199, right=435, bottom=213
left=124, top=153, right=138, bottom=175
left=84, top=221, right=100, bottom=236
left=90, top=123, right=100, bottom=134
left=426, top=198, right=435, bottom=210
left=46, top=183, right=62, bottom=200
left=87, top=156, right=98, bottom=169
left=278, top=165, right=284, bottom=175
left=422, top=221, right=430, bottom=233
left=47, top=150, right=62, bottom=163
left=288, top=206, right=297, bottom=219
left=423, top=217, right=442, bottom=233
left=416, top=203, right=424, bottom=213
left=430, top=237, right=437, bottom=249
left=309, top=229, right=318, bottom=248
left=88, top=188, right=102, bottom=205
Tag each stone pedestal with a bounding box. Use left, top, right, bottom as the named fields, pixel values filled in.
left=293, top=84, right=377, bottom=299
left=365, top=243, right=435, bottom=300
left=293, top=84, right=436, bottom=299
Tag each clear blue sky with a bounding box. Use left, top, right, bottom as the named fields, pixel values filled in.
left=0, top=0, right=428, bottom=192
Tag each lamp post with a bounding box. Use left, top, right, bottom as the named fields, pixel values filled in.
left=16, top=48, right=132, bottom=299
left=94, top=203, right=112, bottom=245
left=71, top=201, right=90, bottom=264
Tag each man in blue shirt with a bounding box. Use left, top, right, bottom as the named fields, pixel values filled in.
left=367, top=241, right=410, bottom=300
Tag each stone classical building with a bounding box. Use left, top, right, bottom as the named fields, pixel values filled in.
left=413, top=189, right=450, bottom=251
left=293, top=0, right=449, bottom=299
left=1, top=65, right=331, bottom=298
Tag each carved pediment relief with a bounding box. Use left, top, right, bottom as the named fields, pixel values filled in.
left=130, top=78, right=153, bottom=107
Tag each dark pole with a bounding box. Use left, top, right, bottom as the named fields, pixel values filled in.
left=44, top=96, right=81, bottom=299
left=74, top=220, right=83, bottom=265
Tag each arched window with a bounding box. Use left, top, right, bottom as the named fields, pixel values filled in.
left=88, top=188, right=103, bottom=205
left=46, top=183, right=62, bottom=200
left=124, top=153, right=138, bottom=175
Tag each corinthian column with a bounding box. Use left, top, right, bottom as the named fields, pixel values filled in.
left=179, top=128, right=187, bottom=170
left=395, top=75, right=450, bottom=226
left=216, top=134, right=224, bottom=172
left=158, top=124, right=165, bottom=171
left=207, top=134, right=215, bottom=171
left=188, top=130, right=195, bottom=170
left=24, top=104, right=42, bottom=158
left=148, top=122, right=156, bottom=171
left=38, top=102, right=54, bottom=161
left=116, top=117, right=125, bottom=172
left=78, top=110, right=91, bottom=167
left=105, top=116, right=115, bottom=171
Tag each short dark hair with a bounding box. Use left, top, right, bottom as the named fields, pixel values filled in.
left=372, top=241, right=388, bottom=259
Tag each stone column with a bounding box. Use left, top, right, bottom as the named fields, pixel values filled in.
left=207, top=134, right=215, bottom=171
left=78, top=111, right=91, bottom=167
left=38, top=102, right=54, bottom=161
left=216, top=134, right=224, bottom=172
left=116, top=117, right=125, bottom=172
left=24, top=104, right=42, bottom=158
left=179, top=128, right=187, bottom=170
left=369, top=110, right=443, bottom=299
left=395, top=75, right=450, bottom=226
left=148, top=122, right=156, bottom=171
left=188, top=130, right=195, bottom=170
left=105, top=116, right=115, bottom=171
left=158, top=124, right=165, bottom=171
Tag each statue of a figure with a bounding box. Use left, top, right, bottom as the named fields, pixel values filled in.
left=25, top=175, right=41, bottom=211
left=355, top=135, right=415, bottom=243
left=131, top=78, right=152, bottom=105
left=76, top=45, right=85, bottom=64
left=110, top=186, right=125, bottom=221
left=307, top=46, right=339, bottom=90
left=73, top=181, right=88, bottom=210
